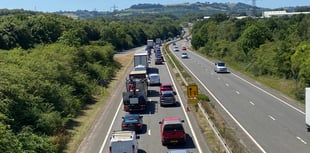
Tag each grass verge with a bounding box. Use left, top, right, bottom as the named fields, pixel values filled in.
left=64, top=51, right=135, bottom=153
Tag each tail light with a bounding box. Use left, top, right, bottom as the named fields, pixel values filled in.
left=136, top=123, right=142, bottom=127
left=122, top=123, right=127, bottom=127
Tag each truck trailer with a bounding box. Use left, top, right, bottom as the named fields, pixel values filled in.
left=306, top=88, right=310, bottom=131
left=134, top=52, right=148, bottom=69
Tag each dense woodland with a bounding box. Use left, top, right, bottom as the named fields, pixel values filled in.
left=191, top=13, right=310, bottom=100
left=0, top=10, right=181, bottom=152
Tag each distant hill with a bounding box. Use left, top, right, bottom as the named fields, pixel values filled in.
left=55, top=2, right=272, bottom=19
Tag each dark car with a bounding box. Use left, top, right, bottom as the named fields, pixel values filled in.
left=121, top=114, right=143, bottom=132
left=160, top=90, right=176, bottom=106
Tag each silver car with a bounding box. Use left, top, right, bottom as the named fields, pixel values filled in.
left=148, top=73, right=160, bottom=85
left=214, top=61, right=228, bottom=73
left=168, top=149, right=191, bottom=153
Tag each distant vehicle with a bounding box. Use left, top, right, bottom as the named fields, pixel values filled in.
left=168, top=149, right=191, bottom=153
left=109, top=131, right=139, bottom=153
left=181, top=52, right=188, bottom=58
left=160, top=83, right=173, bottom=93
left=214, top=61, right=228, bottom=73
left=148, top=73, right=160, bottom=86
left=160, top=90, right=176, bottom=106
left=147, top=39, right=154, bottom=49
left=182, top=47, right=187, bottom=51
left=173, top=46, right=179, bottom=51
left=121, top=114, right=143, bottom=132
left=172, top=42, right=176, bottom=46
left=159, top=117, right=186, bottom=145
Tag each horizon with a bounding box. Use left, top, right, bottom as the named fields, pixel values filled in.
left=0, top=0, right=309, bottom=12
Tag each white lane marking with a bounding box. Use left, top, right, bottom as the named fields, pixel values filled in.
left=236, top=91, right=240, bottom=94
left=164, top=59, right=203, bottom=153
left=250, top=101, right=255, bottom=106
left=148, top=130, right=151, bottom=135
left=225, top=83, right=230, bottom=87
left=99, top=99, right=123, bottom=153
left=231, top=73, right=304, bottom=115
left=177, top=57, right=267, bottom=153
left=268, top=115, right=276, bottom=121
left=297, top=137, right=307, bottom=144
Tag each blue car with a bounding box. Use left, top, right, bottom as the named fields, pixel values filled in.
left=121, top=114, right=143, bottom=132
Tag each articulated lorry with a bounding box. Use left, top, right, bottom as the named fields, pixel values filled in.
left=306, top=88, right=310, bottom=131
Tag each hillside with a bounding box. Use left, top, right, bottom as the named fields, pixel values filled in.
left=56, top=2, right=267, bottom=19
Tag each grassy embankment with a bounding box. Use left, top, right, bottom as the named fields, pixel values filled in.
left=64, top=51, right=135, bottom=153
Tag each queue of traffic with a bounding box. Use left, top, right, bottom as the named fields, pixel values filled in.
left=109, top=40, right=190, bottom=153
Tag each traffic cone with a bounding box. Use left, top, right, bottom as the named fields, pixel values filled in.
left=186, top=105, right=190, bottom=112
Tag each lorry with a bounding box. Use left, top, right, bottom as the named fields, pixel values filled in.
left=134, top=52, right=148, bottom=69
left=109, top=131, right=139, bottom=153
left=147, top=39, right=154, bottom=49
left=123, top=71, right=148, bottom=112
left=306, top=88, right=310, bottom=131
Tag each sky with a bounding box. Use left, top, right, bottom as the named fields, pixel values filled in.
left=0, top=0, right=309, bottom=12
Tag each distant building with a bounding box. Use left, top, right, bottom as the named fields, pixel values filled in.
left=263, top=10, right=310, bottom=18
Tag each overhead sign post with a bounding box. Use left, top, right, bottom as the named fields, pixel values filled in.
left=187, top=84, right=199, bottom=104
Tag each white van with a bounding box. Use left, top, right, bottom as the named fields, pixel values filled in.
left=109, top=131, right=139, bottom=153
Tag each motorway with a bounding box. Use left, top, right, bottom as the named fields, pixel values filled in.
left=170, top=39, right=310, bottom=153
left=76, top=46, right=211, bottom=153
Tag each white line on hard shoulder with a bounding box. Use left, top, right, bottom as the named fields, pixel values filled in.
left=99, top=99, right=123, bottom=153
left=250, top=101, right=255, bottom=106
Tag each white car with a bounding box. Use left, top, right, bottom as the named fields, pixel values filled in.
left=148, top=73, right=160, bottom=85
left=214, top=61, right=228, bottom=73
left=181, top=52, right=188, bottom=58
left=173, top=46, right=179, bottom=51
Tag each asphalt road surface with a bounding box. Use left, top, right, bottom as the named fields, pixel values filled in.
left=170, top=39, right=310, bottom=153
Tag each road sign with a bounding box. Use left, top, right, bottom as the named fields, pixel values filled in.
left=187, top=84, right=198, bottom=98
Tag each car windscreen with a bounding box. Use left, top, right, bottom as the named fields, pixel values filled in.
left=217, top=63, right=225, bottom=66
left=163, top=124, right=184, bottom=131
left=124, top=116, right=139, bottom=123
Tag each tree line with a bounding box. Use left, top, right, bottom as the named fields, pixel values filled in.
left=0, top=10, right=181, bottom=152
left=191, top=13, right=310, bottom=100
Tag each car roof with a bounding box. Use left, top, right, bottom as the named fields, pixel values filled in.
left=161, top=83, right=172, bottom=86
left=124, top=114, right=140, bottom=118
left=161, top=90, right=174, bottom=94
left=168, top=149, right=189, bottom=153
left=162, top=117, right=182, bottom=124
left=149, top=73, right=159, bottom=76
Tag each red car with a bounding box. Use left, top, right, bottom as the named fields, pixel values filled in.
left=160, top=83, right=173, bottom=92
left=182, top=47, right=187, bottom=51
left=159, top=117, right=186, bottom=145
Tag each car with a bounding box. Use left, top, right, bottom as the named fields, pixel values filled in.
left=148, top=73, right=160, bottom=85
left=160, top=90, right=176, bottom=106
left=214, top=61, right=228, bottom=73
left=155, top=57, right=163, bottom=65
left=159, top=117, right=186, bottom=145
left=173, top=46, right=179, bottom=51
left=172, top=42, right=176, bottom=45
left=182, top=47, right=186, bottom=51
left=121, top=114, right=143, bottom=132
left=168, top=149, right=191, bottom=153
left=109, top=131, right=139, bottom=153
left=160, top=83, right=173, bottom=93
left=181, top=52, right=188, bottom=58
